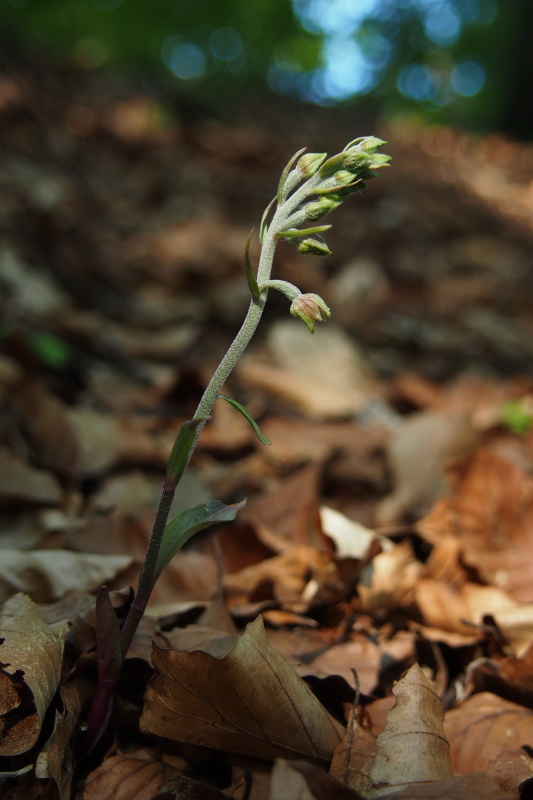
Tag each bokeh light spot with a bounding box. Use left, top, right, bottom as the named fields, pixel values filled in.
left=209, top=27, right=243, bottom=62
left=163, top=41, right=206, bottom=80
left=397, top=63, right=438, bottom=101
left=450, top=60, right=486, bottom=96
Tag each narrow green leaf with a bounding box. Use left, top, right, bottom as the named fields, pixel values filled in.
left=244, top=229, right=260, bottom=300
left=217, top=393, right=271, bottom=445
left=277, top=146, right=306, bottom=204
left=276, top=224, right=332, bottom=240
left=260, top=196, right=276, bottom=244
left=155, top=499, right=246, bottom=578
left=167, top=418, right=207, bottom=483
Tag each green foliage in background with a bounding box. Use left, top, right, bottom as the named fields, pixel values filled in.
left=2, top=0, right=532, bottom=137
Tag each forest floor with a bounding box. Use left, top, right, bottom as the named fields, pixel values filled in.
left=2, top=59, right=533, bottom=799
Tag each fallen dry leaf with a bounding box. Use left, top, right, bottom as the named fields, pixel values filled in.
left=68, top=406, right=169, bottom=478
left=370, top=663, right=453, bottom=788
left=238, top=463, right=323, bottom=552
left=0, top=549, right=134, bottom=603
left=13, top=380, right=80, bottom=483
left=373, top=772, right=514, bottom=799
left=330, top=708, right=378, bottom=797
left=155, top=774, right=231, bottom=799
left=417, top=449, right=533, bottom=600
left=0, top=448, right=63, bottom=509
left=463, top=640, right=533, bottom=707
left=222, top=545, right=331, bottom=611
left=0, top=593, right=67, bottom=757
left=320, top=506, right=391, bottom=560
left=445, top=691, right=533, bottom=774
left=239, top=322, right=377, bottom=419
left=269, top=759, right=362, bottom=800
left=35, top=681, right=86, bottom=793
left=140, top=615, right=344, bottom=761
left=413, top=579, right=517, bottom=636
left=80, top=748, right=180, bottom=800
left=357, top=540, right=422, bottom=618
left=487, top=749, right=533, bottom=796
left=377, top=411, right=479, bottom=524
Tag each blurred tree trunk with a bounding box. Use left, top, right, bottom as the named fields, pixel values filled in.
left=498, top=0, right=533, bottom=139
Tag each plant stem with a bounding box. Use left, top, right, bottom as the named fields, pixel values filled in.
left=83, top=161, right=325, bottom=754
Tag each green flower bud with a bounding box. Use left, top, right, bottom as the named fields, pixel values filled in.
left=344, top=136, right=387, bottom=154
left=304, top=196, right=338, bottom=221
left=342, top=151, right=373, bottom=171
left=297, top=152, right=327, bottom=178
left=318, top=152, right=347, bottom=178
left=296, top=233, right=332, bottom=257
left=290, top=293, right=331, bottom=333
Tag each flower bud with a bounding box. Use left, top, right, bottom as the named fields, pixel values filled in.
left=344, top=136, right=387, bottom=154
left=304, top=196, right=338, bottom=221
left=297, top=152, right=327, bottom=178
left=290, top=293, right=331, bottom=333
left=296, top=234, right=332, bottom=257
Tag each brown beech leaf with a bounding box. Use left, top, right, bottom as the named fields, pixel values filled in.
left=417, top=449, right=533, bottom=600
left=140, top=615, right=345, bottom=761
left=80, top=749, right=180, bottom=800
left=0, top=550, right=134, bottom=603
left=0, top=593, right=67, bottom=757
left=445, top=692, right=533, bottom=775
left=371, top=664, right=453, bottom=788
left=269, top=759, right=363, bottom=800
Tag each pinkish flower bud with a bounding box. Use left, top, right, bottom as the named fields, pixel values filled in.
left=290, top=293, right=331, bottom=333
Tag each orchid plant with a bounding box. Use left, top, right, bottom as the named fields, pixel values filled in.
left=81, top=135, right=391, bottom=752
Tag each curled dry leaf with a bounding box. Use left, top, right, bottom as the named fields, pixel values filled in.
left=0, top=593, right=67, bottom=757
left=444, top=691, right=533, bottom=775
left=0, top=549, right=134, bottom=603
left=417, top=449, right=533, bottom=601
left=140, top=615, right=344, bottom=762
left=370, top=663, right=453, bottom=788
